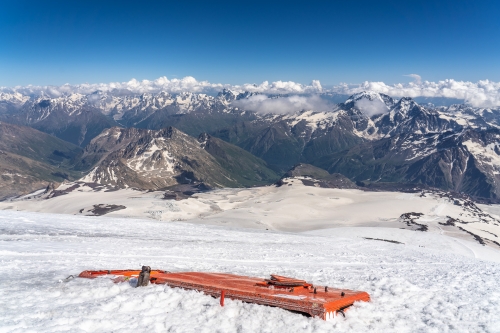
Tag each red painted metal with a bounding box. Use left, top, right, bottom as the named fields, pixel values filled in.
left=78, top=269, right=370, bottom=320
left=220, top=290, right=225, bottom=307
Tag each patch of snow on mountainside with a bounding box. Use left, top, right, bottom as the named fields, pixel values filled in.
left=438, top=112, right=469, bottom=126
left=438, top=104, right=500, bottom=129
left=0, top=92, right=30, bottom=105
left=352, top=119, right=381, bottom=140
left=463, top=139, right=500, bottom=174
left=55, top=93, right=87, bottom=116
left=25, top=91, right=224, bottom=122
left=87, top=93, right=123, bottom=115
left=93, top=93, right=175, bottom=118
left=286, top=111, right=339, bottom=131
left=79, top=167, right=99, bottom=183
left=91, top=127, right=122, bottom=141
left=22, top=94, right=88, bottom=122
left=395, top=97, right=415, bottom=114
left=125, top=138, right=176, bottom=173
left=397, top=134, right=440, bottom=160
left=344, top=91, right=387, bottom=104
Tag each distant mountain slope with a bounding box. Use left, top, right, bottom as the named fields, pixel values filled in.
left=198, top=133, right=279, bottom=186
left=1, top=95, right=120, bottom=146
left=76, top=127, right=278, bottom=190
left=0, top=122, right=82, bottom=199
left=129, top=90, right=258, bottom=136
left=0, top=151, right=69, bottom=199
left=135, top=110, right=257, bottom=139
left=0, top=121, right=82, bottom=164
left=213, top=111, right=364, bottom=172
left=314, top=128, right=500, bottom=202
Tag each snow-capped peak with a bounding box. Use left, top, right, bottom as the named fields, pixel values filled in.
left=0, top=91, right=30, bottom=106
left=345, top=91, right=386, bottom=104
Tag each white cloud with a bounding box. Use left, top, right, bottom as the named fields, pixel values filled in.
left=0, top=76, right=226, bottom=98
left=334, top=79, right=500, bottom=108
left=311, top=80, right=322, bottom=92
left=236, top=80, right=323, bottom=95
left=404, top=74, right=422, bottom=84
left=232, top=94, right=330, bottom=114
left=354, top=99, right=389, bottom=116
left=0, top=77, right=322, bottom=98
left=2, top=75, right=500, bottom=108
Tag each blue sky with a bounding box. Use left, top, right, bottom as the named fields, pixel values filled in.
left=1, top=0, right=499, bottom=87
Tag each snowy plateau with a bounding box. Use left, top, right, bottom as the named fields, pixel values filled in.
left=1, top=179, right=500, bottom=333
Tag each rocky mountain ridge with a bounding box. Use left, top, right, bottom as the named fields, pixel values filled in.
left=76, top=126, right=279, bottom=190
left=2, top=89, right=498, bottom=146
left=2, top=89, right=500, bottom=200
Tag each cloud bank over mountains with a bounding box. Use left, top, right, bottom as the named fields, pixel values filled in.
left=0, top=77, right=323, bottom=98
left=2, top=76, right=500, bottom=108
left=232, top=94, right=330, bottom=114
left=337, top=79, right=500, bottom=108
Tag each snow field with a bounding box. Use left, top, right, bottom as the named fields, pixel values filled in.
left=1, top=210, right=500, bottom=333
left=4, top=178, right=498, bottom=229
left=7, top=177, right=499, bottom=252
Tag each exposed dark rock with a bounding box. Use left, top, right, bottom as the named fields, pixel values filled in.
left=280, top=164, right=358, bottom=189
left=162, top=183, right=210, bottom=200
left=400, top=212, right=428, bottom=231
left=363, top=237, right=403, bottom=244
left=439, top=218, right=457, bottom=226
left=86, top=204, right=126, bottom=216
left=458, top=226, right=486, bottom=246
left=47, top=183, right=80, bottom=198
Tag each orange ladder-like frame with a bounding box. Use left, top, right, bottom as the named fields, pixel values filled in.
left=78, top=270, right=370, bottom=320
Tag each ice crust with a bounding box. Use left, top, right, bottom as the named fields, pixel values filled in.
left=1, top=210, right=500, bottom=332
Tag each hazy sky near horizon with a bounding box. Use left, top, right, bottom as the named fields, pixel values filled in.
left=1, top=0, right=499, bottom=87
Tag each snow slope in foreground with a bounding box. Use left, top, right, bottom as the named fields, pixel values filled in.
left=1, top=211, right=499, bottom=333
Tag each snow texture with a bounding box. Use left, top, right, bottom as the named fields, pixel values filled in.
left=1, top=207, right=500, bottom=331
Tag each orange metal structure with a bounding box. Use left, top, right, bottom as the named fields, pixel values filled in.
left=78, top=269, right=370, bottom=320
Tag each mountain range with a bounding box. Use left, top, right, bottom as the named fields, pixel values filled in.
left=1, top=89, right=500, bottom=202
